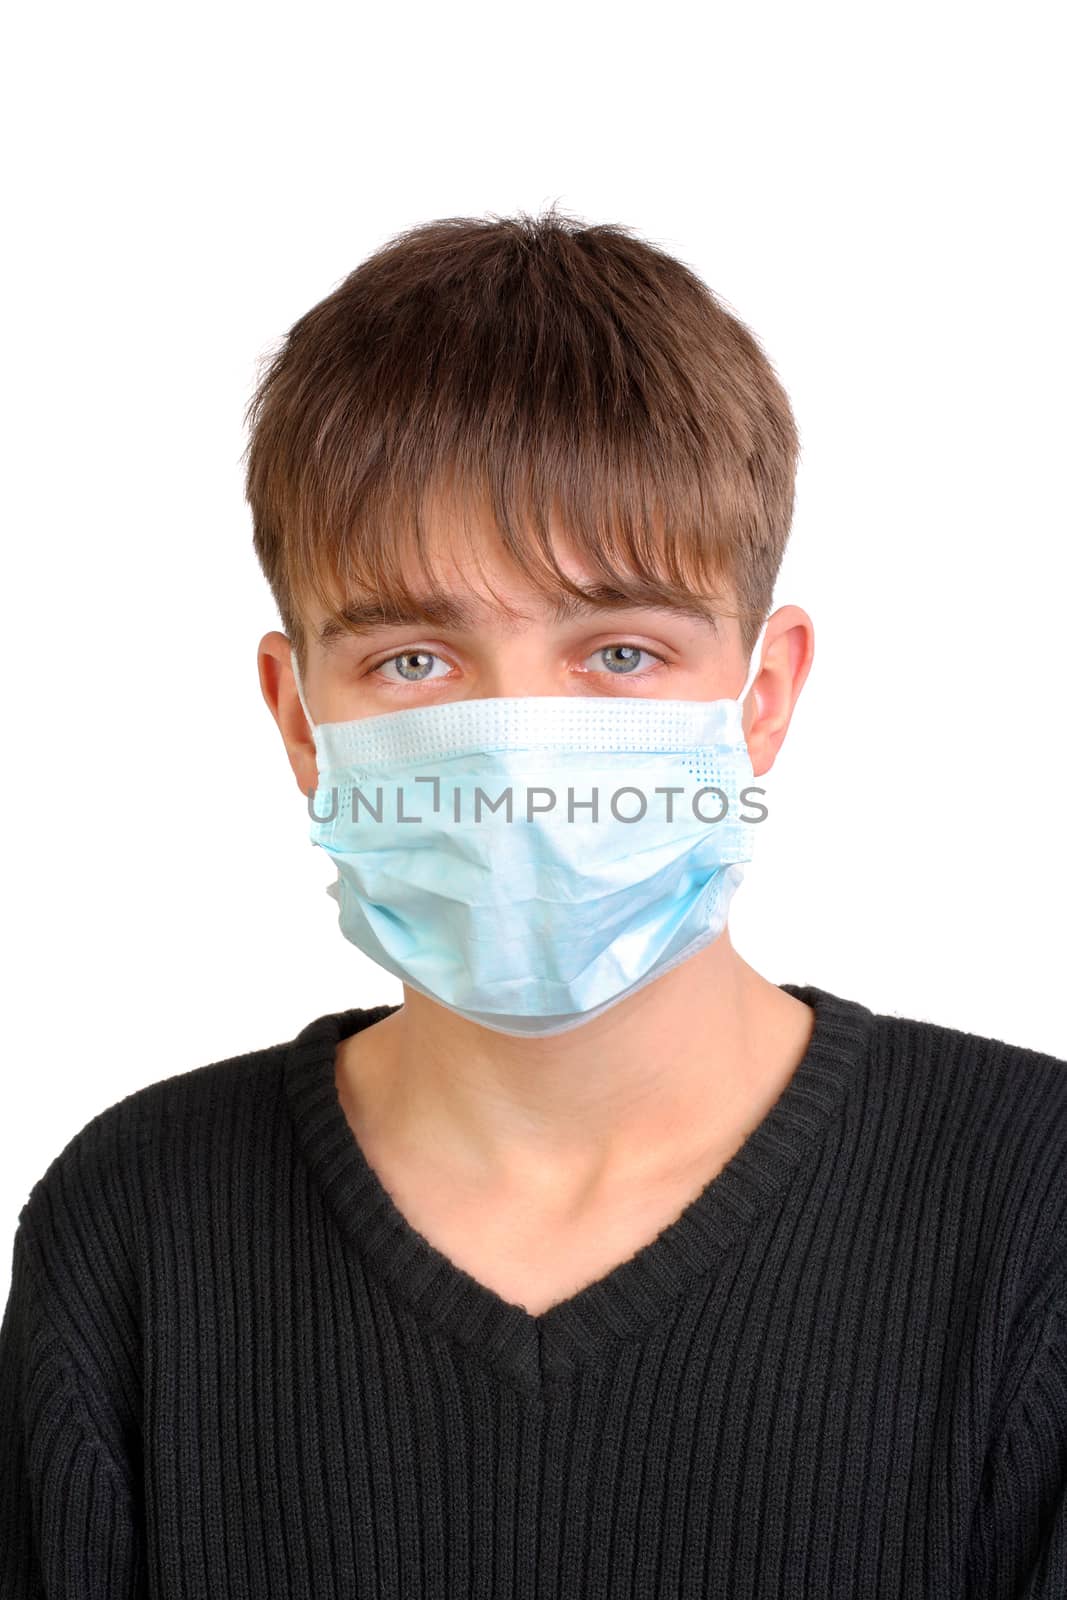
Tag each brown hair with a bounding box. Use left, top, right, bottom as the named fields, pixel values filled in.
left=243, top=206, right=799, bottom=674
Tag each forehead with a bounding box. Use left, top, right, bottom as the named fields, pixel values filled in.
left=380, top=496, right=610, bottom=604
left=304, top=488, right=730, bottom=649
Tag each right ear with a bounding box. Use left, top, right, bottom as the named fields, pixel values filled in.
left=257, top=631, right=318, bottom=796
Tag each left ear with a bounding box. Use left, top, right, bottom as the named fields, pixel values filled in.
left=742, top=605, right=815, bottom=778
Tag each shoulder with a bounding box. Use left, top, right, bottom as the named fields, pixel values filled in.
left=797, top=981, right=1067, bottom=1139
left=866, top=998, right=1067, bottom=1291
left=871, top=996, right=1066, bottom=1071
left=867, top=1000, right=1067, bottom=1133
left=14, top=1026, right=302, bottom=1280
left=1, top=1019, right=336, bottom=1456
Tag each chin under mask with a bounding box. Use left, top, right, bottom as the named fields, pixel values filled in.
left=292, top=622, right=768, bottom=1037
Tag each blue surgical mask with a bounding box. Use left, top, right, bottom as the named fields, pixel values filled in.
left=292, top=620, right=769, bottom=1036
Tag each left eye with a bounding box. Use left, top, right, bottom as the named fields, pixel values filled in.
left=375, top=651, right=452, bottom=683
left=582, top=644, right=660, bottom=675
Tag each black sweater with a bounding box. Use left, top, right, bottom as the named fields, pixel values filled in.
left=2, top=983, right=1066, bottom=1598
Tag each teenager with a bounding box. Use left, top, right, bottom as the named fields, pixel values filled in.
left=2, top=210, right=1064, bottom=1597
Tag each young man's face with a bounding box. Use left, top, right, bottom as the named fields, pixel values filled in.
left=260, top=501, right=811, bottom=792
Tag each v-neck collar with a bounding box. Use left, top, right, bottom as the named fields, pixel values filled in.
left=283, top=983, right=874, bottom=1396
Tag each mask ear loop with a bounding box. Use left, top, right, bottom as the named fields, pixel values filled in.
left=290, top=648, right=316, bottom=731
left=736, top=617, right=771, bottom=706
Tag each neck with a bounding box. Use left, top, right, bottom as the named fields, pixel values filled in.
left=337, top=933, right=816, bottom=1210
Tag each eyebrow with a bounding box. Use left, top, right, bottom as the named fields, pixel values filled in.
left=317, top=583, right=719, bottom=647
left=319, top=595, right=473, bottom=646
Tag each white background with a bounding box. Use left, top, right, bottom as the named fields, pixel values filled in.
left=2, top=1, right=1065, bottom=1295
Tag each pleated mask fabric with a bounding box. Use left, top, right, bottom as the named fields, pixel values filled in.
left=292, top=620, right=768, bottom=1035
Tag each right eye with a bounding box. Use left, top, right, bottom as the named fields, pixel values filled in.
left=373, top=651, right=453, bottom=683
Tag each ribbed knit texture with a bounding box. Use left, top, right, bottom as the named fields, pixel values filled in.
left=2, top=982, right=1066, bottom=1598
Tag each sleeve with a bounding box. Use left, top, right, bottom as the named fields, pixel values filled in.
left=0, top=1218, right=147, bottom=1598
left=966, top=1288, right=1067, bottom=1599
